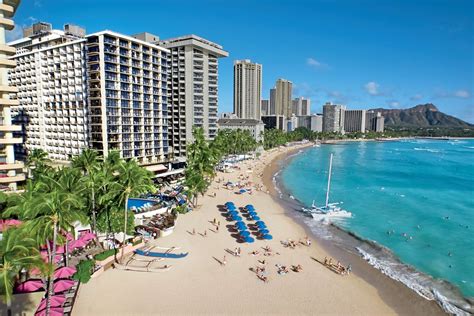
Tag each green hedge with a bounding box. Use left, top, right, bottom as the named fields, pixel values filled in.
left=93, top=249, right=117, bottom=261
left=132, top=239, right=143, bottom=246
left=72, top=259, right=95, bottom=283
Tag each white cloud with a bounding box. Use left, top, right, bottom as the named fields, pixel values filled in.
left=454, top=90, right=470, bottom=98
left=307, top=57, right=321, bottom=67
left=388, top=100, right=400, bottom=108
left=410, top=94, right=423, bottom=101
left=364, top=81, right=380, bottom=96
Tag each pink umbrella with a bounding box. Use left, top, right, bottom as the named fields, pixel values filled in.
left=69, top=239, right=86, bottom=250
left=79, top=232, right=96, bottom=242
left=54, top=266, right=77, bottom=279
left=34, top=307, right=64, bottom=316
left=40, top=252, right=63, bottom=264
left=0, top=219, right=22, bottom=231
left=37, top=295, right=66, bottom=311
left=55, top=245, right=66, bottom=254
left=30, top=267, right=42, bottom=276
left=15, top=279, right=44, bottom=293
left=53, top=279, right=75, bottom=293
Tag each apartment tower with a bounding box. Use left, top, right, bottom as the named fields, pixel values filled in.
left=275, top=79, right=292, bottom=118
left=344, top=109, right=366, bottom=133
left=292, top=97, right=311, bottom=116
left=261, top=99, right=269, bottom=116
left=86, top=31, right=170, bottom=164
left=159, top=35, right=228, bottom=159
left=269, top=88, right=276, bottom=115
left=233, top=59, right=262, bottom=120
left=0, top=0, right=24, bottom=190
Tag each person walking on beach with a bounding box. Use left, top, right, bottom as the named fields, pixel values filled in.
left=223, top=255, right=227, bottom=266
left=204, top=230, right=207, bottom=237
left=347, top=264, right=352, bottom=275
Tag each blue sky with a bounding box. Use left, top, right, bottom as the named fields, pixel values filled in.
left=9, top=0, right=474, bottom=122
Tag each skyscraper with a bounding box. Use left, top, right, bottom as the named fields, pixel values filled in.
left=292, top=97, right=311, bottom=116
left=233, top=59, right=262, bottom=120
left=322, top=102, right=346, bottom=133
left=159, top=35, right=228, bottom=158
left=0, top=0, right=24, bottom=190
left=269, top=88, right=276, bottom=115
left=275, top=79, right=292, bottom=118
left=344, top=110, right=366, bottom=133
left=261, top=99, right=269, bottom=116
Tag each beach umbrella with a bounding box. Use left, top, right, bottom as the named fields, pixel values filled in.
left=245, top=204, right=254, bottom=209
left=29, top=267, right=42, bottom=276
left=80, top=232, right=96, bottom=242
left=238, top=225, right=248, bottom=231
left=239, top=231, right=251, bottom=237
left=228, top=210, right=238, bottom=216
left=263, top=234, right=273, bottom=240
left=255, top=221, right=265, bottom=225
left=244, top=237, right=255, bottom=243
left=231, top=215, right=243, bottom=222
left=35, top=307, right=64, bottom=316
left=235, top=220, right=245, bottom=226
left=37, top=295, right=66, bottom=311
left=15, top=279, right=44, bottom=293
left=252, top=216, right=261, bottom=221
left=69, top=239, right=87, bottom=250
left=225, top=202, right=235, bottom=207
left=226, top=204, right=236, bottom=210
left=256, top=222, right=266, bottom=227
left=53, top=279, right=75, bottom=293
left=239, top=189, right=247, bottom=194
left=259, top=229, right=270, bottom=234
left=54, top=266, right=77, bottom=279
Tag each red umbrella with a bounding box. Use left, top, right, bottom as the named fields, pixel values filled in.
left=37, top=295, right=66, bottom=310
left=34, top=307, right=64, bottom=316
left=53, top=279, right=75, bottom=293
left=54, top=266, right=77, bottom=279
left=15, top=279, right=44, bottom=293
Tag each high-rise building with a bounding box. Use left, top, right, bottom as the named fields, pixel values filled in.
left=159, top=35, right=228, bottom=158
left=365, top=111, right=384, bottom=132
left=217, top=118, right=265, bottom=142
left=269, top=88, right=276, bottom=115
left=9, top=24, right=89, bottom=162
left=322, top=102, right=345, bottom=133
left=261, top=99, right=269, bottom=116
left=344, top=109, right=366, bottom=133
left=85, top=31, right=170, bottom=164
left=292, top=97, right=311, bottom=116
left=0, top=0, right=24, bottom=190
left=275, top=79, right=292, bottom=118
left=233, top=59, right=262, bottom=120
left=311, top=114, right=323, bottom=132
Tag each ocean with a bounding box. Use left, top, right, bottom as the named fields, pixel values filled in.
left=279, top=139, right=474, bottom=315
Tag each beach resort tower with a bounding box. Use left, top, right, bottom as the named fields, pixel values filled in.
left=85, top=31, right=170, bottom=166
left=8, top=22, right=89, bottom=162
left=292, top=97, right=311, bottom=116
left=233, top=59, right=262, bottom=120
left=159, top=35, right=228, bottom=159
left=269, top=88, right=276, bottom=115
left=322, top=102, right=346, bottom=133
left=275, top=79, right=293, bottom=118
left=344, top=109, right=366, bottom=133
left=261, top=99, right=269, bottom=116
left=0, top=0, right=24, bottom=190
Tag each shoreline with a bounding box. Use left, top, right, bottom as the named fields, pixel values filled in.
left=261, top=143, right=447, bottom=315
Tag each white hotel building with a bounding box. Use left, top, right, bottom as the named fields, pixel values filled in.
left=9, top=26, right=89, bottom=161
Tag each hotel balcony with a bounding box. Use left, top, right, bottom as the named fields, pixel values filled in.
left=0, top=161, right=24, bottom=171
left=0, top=173, right=25, bottom=184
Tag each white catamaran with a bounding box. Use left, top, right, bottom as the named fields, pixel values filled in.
left=302, top=153, right=352, bottom=220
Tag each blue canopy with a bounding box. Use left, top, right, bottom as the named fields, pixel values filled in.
left=232, top=215, right=243, bottom=221
left=252, top=216, right=261, bottom=221
left=245, top=204, right=254, bottom=209
left=259, top=229, right=270, bottom=234
left=225, top=202, right=235, bottom=206
left=244, top=237, right=255, bottom=243
left=263, top=234, right=273, bottom=240
left=226, top=205, right=237, bottom=210
left=255, top=221, right=265, bottom=225
left=239, top=189, right=247, bottom=193
left=228, top=211, right=238, bottom=216
left=235, top=220, right=245, bottom=226
left=239, top=231, right=250, bottom=237
left=248, top=211, right=257, bottom=216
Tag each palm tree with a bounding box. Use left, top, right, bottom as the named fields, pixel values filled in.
left=71, top=149, right=99, bottom=176
left=26, top=149, right=51, bottom=178
left=0, top=228, right=44, bottom=316
left=105, top=159, right=153, bottom=261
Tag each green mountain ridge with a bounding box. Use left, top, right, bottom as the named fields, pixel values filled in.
left=369, top=104, right=473, bottom=128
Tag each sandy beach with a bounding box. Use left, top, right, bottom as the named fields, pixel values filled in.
left=72, top=143, right=445, bottom=315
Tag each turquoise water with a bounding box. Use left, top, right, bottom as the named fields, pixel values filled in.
left=281, top=139, right=474, bottom=298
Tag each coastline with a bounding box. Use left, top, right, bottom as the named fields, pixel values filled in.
left=73, top=142, right=445, bottom=316
left=263, top=143, right=468, bottom=315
